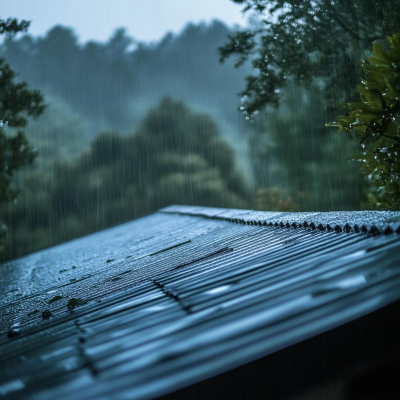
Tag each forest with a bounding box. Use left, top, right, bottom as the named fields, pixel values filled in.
left=1, top=0, right=400, bottom=260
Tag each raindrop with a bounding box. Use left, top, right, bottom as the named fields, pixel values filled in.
left=205, top=285, right=231, bottom=295
left=67, top=298, right=87, bottom=309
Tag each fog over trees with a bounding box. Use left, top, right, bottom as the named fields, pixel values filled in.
left=2, top=3, right=398, bottom=260
left=1, top=21, right=254, bottom=259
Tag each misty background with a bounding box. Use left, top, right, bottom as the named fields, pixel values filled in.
left=0, top=2, right=365, bottom=260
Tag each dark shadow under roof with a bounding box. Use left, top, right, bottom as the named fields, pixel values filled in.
left=1, top=206, right=400, bottom=399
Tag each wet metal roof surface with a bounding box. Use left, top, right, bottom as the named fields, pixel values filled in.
left=1, top=206, right=400, bottom=399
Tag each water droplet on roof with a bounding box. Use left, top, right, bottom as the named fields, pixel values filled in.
left=205, top=285, right=231, bottom=295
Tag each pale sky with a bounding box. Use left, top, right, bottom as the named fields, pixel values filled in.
left=1, top=0, right=246, bottom=43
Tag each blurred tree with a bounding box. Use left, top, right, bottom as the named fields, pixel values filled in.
left=1, top=21, right=252, bottom=143
left=22, top=97, right=87, bottom=166
left=251, top=83, right=363, bottom=211
left=1, top=21, right=255, bottom=183
left=219, top=0, right=400, bottom=117
left=132, top=98, right=250, bottom=209
left=0, top=17, right=45, bottom=253
left=328, top=34, right=400, bottom=209
left=105, top=28, right=134, bottom=59
left=2, top=98, right=250, bottom=260
left=2, top=25, right=135, bottom=129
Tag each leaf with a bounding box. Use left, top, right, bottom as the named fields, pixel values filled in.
left=358, top=86, right=382, bottom=110
left=328, top=33, right=400, bottom=209
left=373, top=41, right=392, bottom=63
left=337, top=115, right=353, bottom=126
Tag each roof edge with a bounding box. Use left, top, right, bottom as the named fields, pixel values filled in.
left=160, top=205, right=400, bottom=235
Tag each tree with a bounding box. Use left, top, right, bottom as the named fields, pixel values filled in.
left=132, top=98, right=250, bottom=209
left=2, top=98, right=250, bottom=260
left=251, top=82, right=363, bottom=211
left=22, top=97, right=87, bottom=166
left=0, top=17, right=45, bottom=252
left=328, top=34, right=400, bottom=209
left=219, top=0, right=400, bottom=117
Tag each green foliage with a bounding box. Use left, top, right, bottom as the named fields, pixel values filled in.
left=0, top=17, right=45, bottom=253
left=0, top=59, right=44, bottom=127
left=220, top=0, right=400, bottom=117
left=0, top=55, right=45, bottom=205
left=328, top=34, right=400, bottom=209
left=0, top=17, right=30, bottom=37
left=3, top=99, right=250, bottom=260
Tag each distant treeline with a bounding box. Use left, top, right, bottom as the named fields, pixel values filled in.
left=2, top=21, right=251, bottom=154
left=2, top=20, right=256, bottom=178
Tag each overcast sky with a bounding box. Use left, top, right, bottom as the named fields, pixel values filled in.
left=1, top=0, right=246, bottom=43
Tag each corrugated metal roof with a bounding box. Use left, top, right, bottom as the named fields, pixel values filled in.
left=1, top=206, right=400, bottom=399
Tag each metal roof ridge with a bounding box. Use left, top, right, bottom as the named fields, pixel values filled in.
left=160, top=205, right=400, bottom=236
